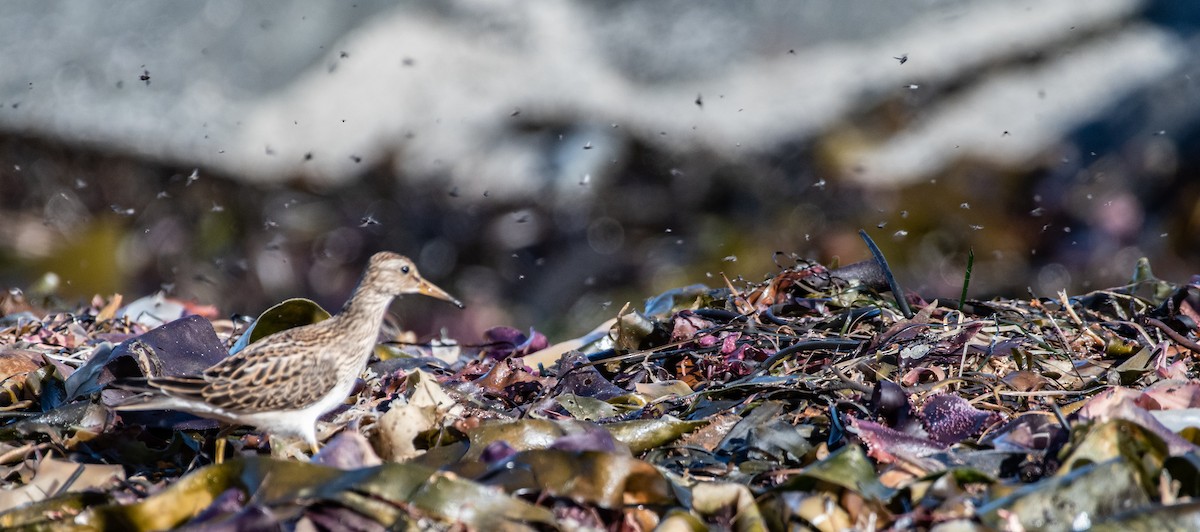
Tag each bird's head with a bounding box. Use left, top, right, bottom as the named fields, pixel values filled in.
left=367, top=252, right=463, bottom=308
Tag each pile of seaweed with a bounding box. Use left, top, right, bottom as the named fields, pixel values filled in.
left=2, top=238, right=1200, bottom=530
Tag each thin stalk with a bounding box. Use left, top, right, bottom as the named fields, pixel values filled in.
left=958, top=248, right=974, bottom=311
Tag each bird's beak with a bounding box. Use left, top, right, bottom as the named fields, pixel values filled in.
left=417, top=278, right=464, bottom=308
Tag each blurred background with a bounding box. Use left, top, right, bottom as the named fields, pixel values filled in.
left=1, top=0, right=1198, bottom=341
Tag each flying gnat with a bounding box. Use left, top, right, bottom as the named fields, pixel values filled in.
left=359, top=215, right=380, bottom=227
left=894, top=54, right=908, bottom=64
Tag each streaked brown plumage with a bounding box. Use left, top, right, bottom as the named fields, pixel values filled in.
left=116, top=252, right=462, bottom=454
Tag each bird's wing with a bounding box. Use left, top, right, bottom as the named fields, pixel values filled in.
left=150, top=337, right=340, bottom=413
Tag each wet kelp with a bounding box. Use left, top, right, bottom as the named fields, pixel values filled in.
left=3, top=252, right=1200, bottom=530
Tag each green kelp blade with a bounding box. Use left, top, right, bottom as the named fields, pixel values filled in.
left=979, top=457, right=1150, bottom=531
left=604, top=416, right=708, bottom=454
left=1090, top=500, right=1200, bottom=531
left=0, top=492, right=112, bottom=529
left=230, top=298, right=331, bottom=354
left=407, top=470, right=556, bottom=530
left=481, top=449, right=674, bottom=509
left=82, top=456, right=552, bottom=530
left=556, top=393, right=625, bottom=421
left=775, top=444, right=894, bottom=503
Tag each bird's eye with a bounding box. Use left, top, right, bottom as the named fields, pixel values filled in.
left=401, top=265, right=410, bottom=274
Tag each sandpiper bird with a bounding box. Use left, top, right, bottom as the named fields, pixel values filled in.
left=115, top=252, right=462, bottom=456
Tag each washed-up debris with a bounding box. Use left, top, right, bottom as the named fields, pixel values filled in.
left=2, top=250, right=1200, bottom=530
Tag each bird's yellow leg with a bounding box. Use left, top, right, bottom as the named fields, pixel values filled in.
left=211, top=425, right=238, bottom=464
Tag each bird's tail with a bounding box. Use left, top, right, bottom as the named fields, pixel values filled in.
left=107, top=378, right=183, bottom=411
